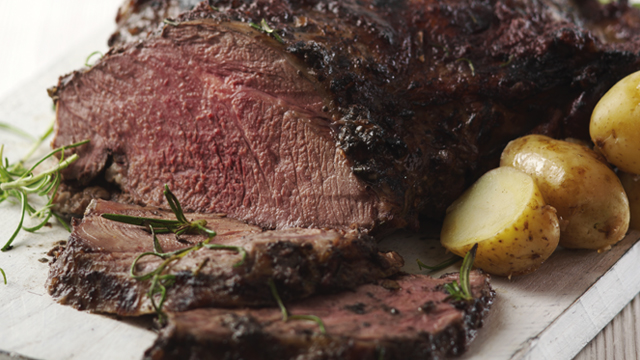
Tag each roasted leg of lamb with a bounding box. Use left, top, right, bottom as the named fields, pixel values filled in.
left=51, top=0, right=640, bottom=232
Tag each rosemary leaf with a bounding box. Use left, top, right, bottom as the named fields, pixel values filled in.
left=456, top=58, right=476, bottom=77
left=0, top=267, right=6, bottom=285
left=459, top=243, right=478, bottom=300
left=289, top=315, right=326, bottom=333
left=151, top=226, right=165, bottom=254
left=163, top=19, right=180, bottom=26
left=164, top=185, right=188, bottom=223
left=0, top=123, right=36, bottom=141
left=268, top=279, right=327, bottom=334
left=203, top=243, right=246, bottom=267
left=444, top=243, right=477, bottom=301
left=1, top=191, right=27, bottom=252
left=101, top=213, right=182, bottom=228
left=416, top=256, right=461, bottom=272
left=269, top=279, right=289, bottom=321
left=85, top=51, right=103, bottom=67
left=130, top=252, right=168, bottom=281
left=52, top=212, right=71, bottom=232
left=249, top=19, right=284, bottom=44
left=500, top=54, right=515, bottom=68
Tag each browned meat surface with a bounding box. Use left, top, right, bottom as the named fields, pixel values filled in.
left=108, top=0, right=202, bottom=47
left=51, top=0, right=640, bottom=232
left=46, top=200, right=403, bottom=315
left=144, top=272, right=494, bottom=360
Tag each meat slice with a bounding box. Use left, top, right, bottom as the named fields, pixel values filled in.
left=46, top=200, right=403, bottom=315
left=51, top=0, right=640, bottom=231
left=144, top=272, right=494, bottom=360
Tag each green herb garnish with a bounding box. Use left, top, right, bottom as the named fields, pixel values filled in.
left=103, top=185, right=246, bottom=322
left=85, top=51, right=103, bottom=67
left=444, top=243, right=477, bottom=301
left=0, top=125, right=88, bottom=252
left=268, top=279, right=326, bottom=334
left=500, top=54, right=515, bottom=68
left=103, top=185, right=217, bottom=239
left=163, top=19, right=180, bottom=26
left=0, top=267, right=6, bottom=285
left=416, top=255, right=461, bottom=272
left=0, top=123, right=36, bottom=141
left=456, top=58, right=476, bottom=77
left=249, top=19, right=284, bottom=44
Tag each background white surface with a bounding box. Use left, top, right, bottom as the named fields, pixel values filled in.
left=0, top=1, right=639, bottom=359
left=0, top=1, right=122, bottom=100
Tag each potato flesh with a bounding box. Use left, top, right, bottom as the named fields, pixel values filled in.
left=500, top=135, right=629, bottom=251
left=441, top=167, right=560, bottom=277
left=590, top=70, right=640, bottom=174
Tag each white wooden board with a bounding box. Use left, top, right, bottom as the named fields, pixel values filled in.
left=1, top=4, right=640, bottom=360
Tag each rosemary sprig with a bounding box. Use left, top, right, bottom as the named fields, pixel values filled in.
left=268, top=279, right=326, bottom=334
left=444, top=243, right=477, bottom=301
left=103, top=185, right=246, bottom=321
left=249, top=19, right=284, bottom=44
left=416, top=255, right=461, bottom=272
left=0, top=126, right=89, bottom=252
left=103, top=185, right=216, bottom=238
left=0, top=267, right=6, bottom=285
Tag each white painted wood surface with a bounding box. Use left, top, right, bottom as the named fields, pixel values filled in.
left=0, top=1, right=639, bottom=359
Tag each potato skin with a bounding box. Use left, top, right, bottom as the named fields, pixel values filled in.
left=500, top=135, right=629, bottom=251
left=590, top=70, right=640, bottom=174
left=619, top=171, right=640, bottom=231
left=441, top=167, right=560, bottom=277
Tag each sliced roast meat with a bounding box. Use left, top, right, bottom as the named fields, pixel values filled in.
left=143, top=272, right=494, bottom=360
left=52, top=0, right=640, bottom=231
left=46, top=200, right=403, bottom=315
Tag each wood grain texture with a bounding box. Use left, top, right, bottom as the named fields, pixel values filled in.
left=575, top=294, right=640, bottom=359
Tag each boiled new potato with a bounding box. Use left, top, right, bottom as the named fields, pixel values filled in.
left=619, top=171, right=640, bottom=231
left=590, top=70, right=640, bottom=174
left=441, top=166, right=560, bottom=277
left=501, top=134, right=629, bottom=251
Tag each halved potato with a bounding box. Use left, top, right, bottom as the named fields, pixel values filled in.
left=590, top=70, right=640, bottom=174
left=619, top=171, right=640, bottom=231
left=441, top=166, right=560, bottom=277
left=501, top=134, right=629, bottom=251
